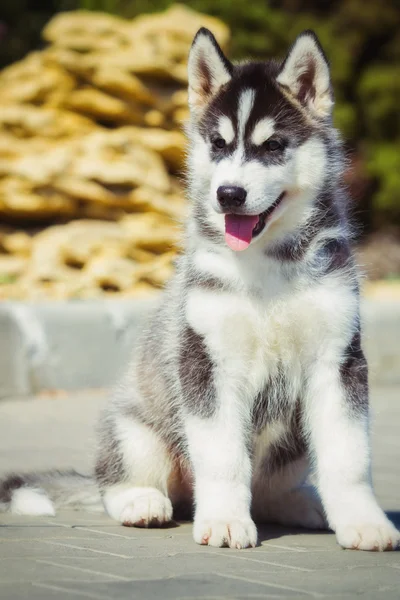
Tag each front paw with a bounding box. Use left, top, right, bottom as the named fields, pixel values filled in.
left=336, top=522, right=400, bottom=551
left=193, top=517, right=257, bottom=549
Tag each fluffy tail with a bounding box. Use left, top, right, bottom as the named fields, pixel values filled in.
left=0, top=470, right=103, bottom=516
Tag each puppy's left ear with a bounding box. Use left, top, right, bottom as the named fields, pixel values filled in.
left=188, top=28, right=233, bottom=117
left=277, top=31, right=333, bottom=119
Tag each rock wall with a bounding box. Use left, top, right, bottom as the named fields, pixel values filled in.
left=0, top=5, right=229, bottom=299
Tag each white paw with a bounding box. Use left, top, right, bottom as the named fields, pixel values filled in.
left=193, top=518, right=257, bottom=549
left=120, top=490, right=173, bottom=528
left=336, top=522, right=400, bottom=551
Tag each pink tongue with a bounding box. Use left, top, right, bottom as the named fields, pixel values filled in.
left=224, top=214, right=259, bottom=251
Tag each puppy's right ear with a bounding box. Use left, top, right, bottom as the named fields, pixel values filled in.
left=188, top=28, right=233, bottom=116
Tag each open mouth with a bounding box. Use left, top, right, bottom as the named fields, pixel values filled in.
left=224, top=192, right=285, bottom=252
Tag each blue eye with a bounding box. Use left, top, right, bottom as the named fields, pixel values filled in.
left=212, top=137, right=226, bottom=149
left=264, top=139, right=282, bottom=151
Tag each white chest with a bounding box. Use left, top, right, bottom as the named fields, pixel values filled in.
left=186, top=271, right=356, bottom=399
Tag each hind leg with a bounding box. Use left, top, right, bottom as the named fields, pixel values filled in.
left=96, top=413, right=174, bottom=527
left=252, top=457, right=327, bottom=529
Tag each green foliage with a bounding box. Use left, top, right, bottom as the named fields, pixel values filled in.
left=0, top=274, right=17, bottom=285
left=367, top=144, right=400, bottom=213
left=78, top=0, right=120, bottom=11
left=358, top=67, right=400, bottom=141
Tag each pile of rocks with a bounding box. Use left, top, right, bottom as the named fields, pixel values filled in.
left=0, top=5, right=229, bottom=299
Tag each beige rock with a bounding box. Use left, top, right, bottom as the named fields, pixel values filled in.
left=0, top=179, right=76, bottom=219
left=171, top=89, right=188, bottom=107
left=42, top=5, right=229, bottom=85
left=128, top=248, right=158, bottom=263
left=144, top=110, right=166, bottom=128
left=0, top=5, right=232, bottom=299
left=1, top=232, right=32, bottom=257
left=70, top=130, right=171, bottom=192
left=26, top=224, right=79, bottom=282
left=136, top=252, right=176, bottom=287
left=121, top=213, right=180, bottom=253
left=91, top=68, right=155, bottom=106
left=63, top=88, right=144, bottom=124
left=0, top=52, right=76, bottom=105
left=121, top=281, right=159, bottom=298
left=129, top=188, right=186, bottom=219
left=122, top=126, right=186, bottom=172
left=129, top=4, right=229, bottom=46
left=0, top=255, right=27, bottom=279
left=78, top=203, right=125, bottom=221
left=43, top=11, right=130, bottom=52
left=0, top=105, right=94, bottom=139
left=172, top=107, right=190, bottom=126
left=52, top=176, right=118, bottom=207
left=127, top=5, right=230, bottom=82
left=57, top=220, right=131, bottom=269
left=0, top=143, right=74, bottom=184
left=83, top=255, right=138, bottom=292
left=43, top=47, right=97, bottom=79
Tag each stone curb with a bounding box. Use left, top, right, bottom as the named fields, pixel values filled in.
left=0, top=299, right=155, bottom=398
left=0, top=298, right=399, bottom=398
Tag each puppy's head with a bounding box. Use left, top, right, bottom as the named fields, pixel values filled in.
left=187, top=28, right=335, bottom=251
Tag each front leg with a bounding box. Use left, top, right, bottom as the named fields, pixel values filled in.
left=306, top=331, right=400, bottom=551
left=182, top=289, right=263, bottom=548
left=185, top=402, right=257, bottom=549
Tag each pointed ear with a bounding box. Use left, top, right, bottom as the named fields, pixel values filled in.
left=276, top=31, right=333, bottom=119
left=188, top=28, right=233, bottom=116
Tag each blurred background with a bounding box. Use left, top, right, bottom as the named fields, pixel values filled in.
left=0, top=0, right=399, bottom=301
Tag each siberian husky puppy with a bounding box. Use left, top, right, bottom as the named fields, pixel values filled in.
left=1, top=28, right=399, bottom=552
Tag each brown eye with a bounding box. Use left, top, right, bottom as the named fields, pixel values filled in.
left=212, top=137, right=226, bottom=149
left=264, top=139, right=282, bottom=151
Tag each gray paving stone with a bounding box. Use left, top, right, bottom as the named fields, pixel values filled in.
left=35, top=574, right=309, bottom=599
left=0, top=385, right=399, bottom=599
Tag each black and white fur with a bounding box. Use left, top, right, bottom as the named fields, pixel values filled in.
left=1, top=29, right=399, bottom=552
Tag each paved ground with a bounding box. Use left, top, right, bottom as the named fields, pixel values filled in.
left=0, top=386, right=399, bottom=599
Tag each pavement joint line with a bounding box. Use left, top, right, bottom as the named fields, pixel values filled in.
left=0, top=556, right=110, bottom=560
left=32, top=582, right=105, bottom=600
left=175, top=596, right=288, bottom=600
left=259, top=542, right=308, bottom=552
left=39, top=539, right=133, bottom=559
left=212, top=571, right=324, bottom=597
left=34, top=559, right=132, bottom=581
left=45, top=520, right=176, bottom=540
left=59, top=524, right=140, bottom=539
left=210, top=550, right=315, bottom=572
left=0, top=536, right=130, bottom=542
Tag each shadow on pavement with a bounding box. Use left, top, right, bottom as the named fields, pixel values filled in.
left=387, top=511, right=400, bottom=528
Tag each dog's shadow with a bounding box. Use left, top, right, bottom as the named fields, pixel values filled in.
left=170, top=510, right=400, bottom=548
left=257, top=510, right=400, bottom=547
left=256, top=523, right=328, bottom=545
left=386, top=511, right=400, bottom=529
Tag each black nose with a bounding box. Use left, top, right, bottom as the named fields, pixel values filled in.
left=217, top=186, right=247, bottom=209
